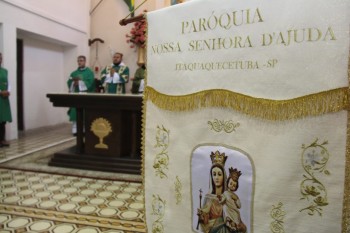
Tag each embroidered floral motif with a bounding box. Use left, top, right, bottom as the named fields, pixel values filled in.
left=300, top=138, right=330, bottom=216
left=174, top=176, right=182, bottom=205
left=152, top=222, right=164, bottom=233
left=208, top=119, right=240, bottom=133
left=153, top=125, right=170, bottom=178
left=270, top=202, right=285, bottom=233
left=151, top=194, right=166, bottom=233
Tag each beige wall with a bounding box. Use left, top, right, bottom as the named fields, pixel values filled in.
left=0, top=0, right=90, bottom=138
left=7, top=0, right=90, bottom=31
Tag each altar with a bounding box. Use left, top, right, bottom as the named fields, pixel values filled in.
left=46, top=93, right=142, bottom=174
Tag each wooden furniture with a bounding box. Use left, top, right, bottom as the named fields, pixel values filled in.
left=46, top=93, right=143, bottom=174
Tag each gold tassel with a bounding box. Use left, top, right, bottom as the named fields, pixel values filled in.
left=144, top=86, right=349, bottom=121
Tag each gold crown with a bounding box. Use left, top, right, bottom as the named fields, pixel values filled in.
left=228, top=167, right=242, bottom=182
left=210, top=151, right=227, bottom=167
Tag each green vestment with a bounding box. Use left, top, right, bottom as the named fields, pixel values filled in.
left=101, top=63, right=129, bottom=94
left=0, top=67, right=12, bottom=123
left=131, top=67, right=145, bottom=94
left=67, top=67, right=95, bottom=121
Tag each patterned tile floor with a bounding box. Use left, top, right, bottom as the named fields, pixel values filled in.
left=0, top=169, right=145, bottom=233
left=0, top=124, right=145, bottom=232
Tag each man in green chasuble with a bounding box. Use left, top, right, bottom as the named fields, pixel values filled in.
left=100, top=52, right=129, bottom=94
left=131, top=63, right=146, bottom=94
left=0, top=53, right=12, bottom=147
left=67, top=55, right=95, bottom=135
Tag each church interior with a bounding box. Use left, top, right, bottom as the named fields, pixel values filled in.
left=0, top=0, right=180, bottom=232
left=1, top=0, right=349, bottom=232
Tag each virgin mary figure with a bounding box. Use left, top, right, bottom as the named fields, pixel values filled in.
left=197, top=151, right=232, bottom=233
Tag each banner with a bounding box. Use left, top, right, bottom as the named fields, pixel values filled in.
left=123, top=0, right=135, bottom=16
left=143, top=0, right=350, bottom=232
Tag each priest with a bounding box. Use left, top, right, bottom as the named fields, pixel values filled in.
left=67, top=55, right=95, bottom=135
left=100, top=52, right=129, bottom=94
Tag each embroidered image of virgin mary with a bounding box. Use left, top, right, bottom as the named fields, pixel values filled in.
left=192, top=147, right=252, bottom=233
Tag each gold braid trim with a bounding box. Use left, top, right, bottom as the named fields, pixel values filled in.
left=144, top=86, right=349, bottom=121
left=343, top=111, right=350, bottom=233
left=342, top=54, right=350, bottom=233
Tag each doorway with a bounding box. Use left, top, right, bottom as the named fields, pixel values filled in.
left=17, top=38, right=24, bottom=131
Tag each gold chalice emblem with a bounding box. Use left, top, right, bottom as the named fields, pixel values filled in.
left=90, top=118, right=112, bottom=149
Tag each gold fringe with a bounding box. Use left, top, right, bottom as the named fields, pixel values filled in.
left=144, top=86, right=349, bottom=121
left=141, top=15, right=148, bottom=233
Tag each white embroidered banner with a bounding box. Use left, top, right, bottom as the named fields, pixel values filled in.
left=143, top=0, right=350, bottom=233
left=146, top=0, right=349, bottom=99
